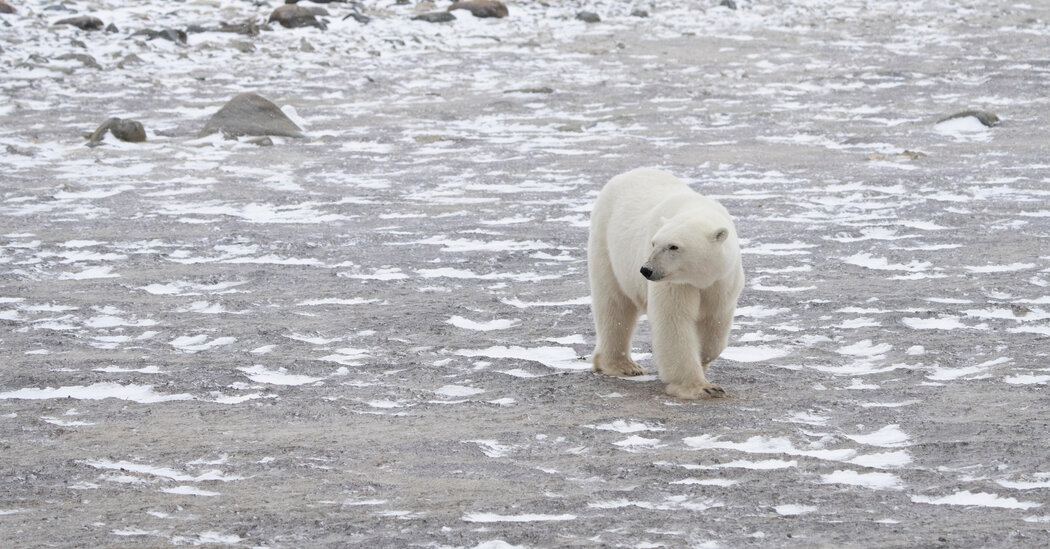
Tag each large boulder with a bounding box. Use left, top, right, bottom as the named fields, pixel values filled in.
left=269, top=4, right=328, bottom=29
left=199, top=93, right=304, bottom=138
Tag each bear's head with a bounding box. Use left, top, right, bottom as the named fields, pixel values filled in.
left=641, top=216, right=737, bottom=289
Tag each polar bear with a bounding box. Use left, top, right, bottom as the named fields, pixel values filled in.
left=588, top=168, right=744, bottom=399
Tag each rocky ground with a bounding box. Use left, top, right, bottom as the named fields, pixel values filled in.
left=2, top=0, right=1050, bottom=547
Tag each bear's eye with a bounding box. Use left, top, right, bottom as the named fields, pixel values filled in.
left=668, top=245, right=679, bottom=251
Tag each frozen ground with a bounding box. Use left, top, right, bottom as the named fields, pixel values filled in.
left=2, top=0, right=1050, bottom=547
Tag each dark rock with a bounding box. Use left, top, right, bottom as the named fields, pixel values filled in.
left=413, top=11, right=456, bottom=23
left=631, top=9, right=649, bottom=17
left=0, top=2, right=16, bottom=14
left=938, top=110, right=1000, bottom=127
left=56, top=16, right=104, bottom=31
left=448, top=0, right=508, bottom=19
left=215, top=20, right=266, bottom=36
left=54, top=52, right=102, bottom=70
left=342, top=12, right=371, bottom=24
left=576, top=11, right=600, bottom=23
left=246, top=136, right=274, bottom=147
left=105, top=22, right=118, bottom=33
left=132, top=28, right=188, bottom=43
left=86, top=118, right=146, bottom=146
left=269, top=4, right=327, bottom=29
left=199, top=92, right=304, bottom=138
left=186, top=24, right=208, bottom=33
left=503, top=86, right=554, bottom=94
left=117, top=53, right=145, bottom=68
left=720, top=0, right=737, bottom=9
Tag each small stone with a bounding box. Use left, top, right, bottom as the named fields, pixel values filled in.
left=231, top=40, right=255, bottom=53
left=720, top=0, right=738, bottom=9
left=503, top=86, right=554, bottom=94
left=938, top=110, right=1000, bottom=127
left=413, top=11, right=456, bottom=23
left=269, top=4, right=327, bottom=29
left=105, top=22, right=119, bottom=33
left=342, top=12, right=370, bottom=24
left=199, top=92, right=304, bottom=138
left=631, top=9, right=650, bottom=17
left=215, top=20, right=265, bottom=36
left=0, top=2, right=16, bottom=14
left=132, top=28, right=188, bottom=43
left=54, top=53, right=102, bottom=70
left=448, top=0, right=508, bottom=18
left=86, top=118, right=146, bottom=146
left=576, top=11, right=600, bottom=23
left=56, top=16, right=105, bottom=31
left=117, top=53, right=145, bottom=68
left=299, top=37, right=315, bottom=52
left=246, top=136, right=274, bottom=147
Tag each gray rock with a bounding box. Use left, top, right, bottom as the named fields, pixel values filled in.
left=938, top=110, right=1000, bottom=127
left=720, top=0, right=738, bottom=9
left=55, top=16, right=104, bottom=31
left=269, top=4, right=327, bottom=29
left=199, top=92, right=304, bottom=138
left=342, top=12, right=371, bottom=24
left=54, top=52, right=102, bottom=70
left=413, top=11, right=456, bottom=23
left=631, top=9, right=650, bottom=17
left=86, top=117, right=147, bottom=146
left=0, top=2, right=16, bottom=15
left=448, top=0, right=508, bottom=18
left=576, top=11, right=601, bottom=23
left=132, top=28, right=188, bottom=43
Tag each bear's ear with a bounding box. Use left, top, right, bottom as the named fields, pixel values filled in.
left=713, top=228, right=729, bottom=242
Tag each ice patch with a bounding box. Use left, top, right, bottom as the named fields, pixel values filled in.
left=0, top=383, right=193, bottom=403
left=463, top=513, right=576, bottom=523
left=435, top=385, right=485, bottom=398
left=585, top=420, right=665, bottom=433
left=58, top=266, right=120, bottom=280
left=455, top=345, right=586, bottom=370
left=774, top=504, right=818, bottom=516
left=1003, top=374, right=1050, bottom=385
left=684, top=435, right=856, bottom=462
left=721, top=345, right=792, bottom=362
left=170, top=335, right=236, bottom=352
left=933, top=116, right=993, bottom=142
left=821, top=470, right=903, bottom=491
left=838, top=340, right=892, bottom=357
left=159, top=486, right=221, bottom=497
left=842, top=253, right=931, bottom=272
left=912, top=491, right=1040, bottom=509
left=448, top=316, right=520, bottom=331
left=82, top=460, right=244, bottom=482
left=239, top=365, right=323, bottom=386
left=902, top=316, right=968, bottom=330
left=613, top=435, right=663, bottom=448
left=844, top=425, right=911, bottom=448
left=501, top=296, right=590, bottom=308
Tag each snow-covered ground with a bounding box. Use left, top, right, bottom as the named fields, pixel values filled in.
left=2, top=0, right=1050, bottom=546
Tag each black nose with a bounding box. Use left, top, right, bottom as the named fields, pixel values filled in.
left=640, top=266, right=653, bottom=279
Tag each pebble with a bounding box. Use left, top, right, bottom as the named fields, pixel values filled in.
left=55, top=16, right=104, bottom=31
left=721, top=0, right=738, bottom=9
left=132, top=28, right=188, bottom=44
left=269, top=4, right=328, bottom=30
left=448, top=0, right=508, bottom=19
left=413, top=12, right=456, bottom=23
left=86, top=118, right=147, bottom=146
left=576, top=11, right=601, bottom=23
left=0, top=1, right=15, bottom=14
left=938, top=110, right=1000, bottom=127
left=199, top=92, right=304, bottom=139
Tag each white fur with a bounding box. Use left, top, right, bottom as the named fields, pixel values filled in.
left=588, top=168, right=744, bottom=399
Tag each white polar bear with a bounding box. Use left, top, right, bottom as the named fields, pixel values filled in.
left=588, top=168, right=744, bottom=399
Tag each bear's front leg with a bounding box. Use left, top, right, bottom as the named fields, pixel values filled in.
left=648, top=285, right=725, bottom=399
